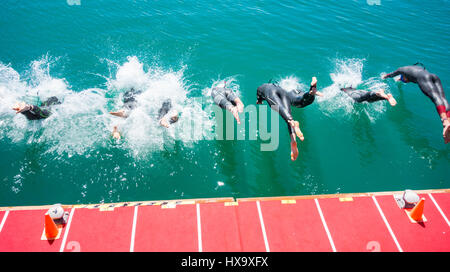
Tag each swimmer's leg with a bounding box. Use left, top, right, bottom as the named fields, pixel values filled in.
left=40, top=96, right=61, bottom=107
left=374, top=89, right=397, bottom=106
left=112, top=126, right=121, bottom=140
left=418, top=77, right=450, bottom=143
left=213, top=89, right=241, bottom=124
left=109, top=109, right=129, bottom=118
left=280, top=95, right=304, bottom=141
left=290, top=133, right=299, bottom=161
left=433, top=77, right=450, bottom=143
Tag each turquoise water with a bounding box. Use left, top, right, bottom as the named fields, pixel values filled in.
left=0, top=0, right=449, bottom=206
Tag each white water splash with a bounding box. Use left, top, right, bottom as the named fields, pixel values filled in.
left=317, top=58, right=390, bottom=122
left=0, top=55, right=214, bottom=158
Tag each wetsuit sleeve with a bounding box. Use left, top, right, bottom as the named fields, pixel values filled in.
left=384, top=67, right=406, bottom=78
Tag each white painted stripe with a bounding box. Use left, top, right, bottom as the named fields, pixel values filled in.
left=256, top=200, right=270, bottom=252
left=129, top=206, right=138, bottom=252
left=196, top=203, right=202, bottom=252
left=428, top=193, right=450, bottom=227
left=59, top=208, right=75, bottom=252
left=0, top=210, right=9, bottom=232
left=314, top=199, right=336, bottom=252
left=372, top=196, right=403, bottom=252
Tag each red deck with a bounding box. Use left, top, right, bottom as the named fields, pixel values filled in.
left=0, top=189, right=449, bottom=252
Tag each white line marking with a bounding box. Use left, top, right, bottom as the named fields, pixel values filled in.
left=314, top=199, right=336, bottom=252
left=256, top=200, right=270, bottom=252
left=372, top=196, right=403, bottom=252
left=129, top=206, right=138, bottom=252
left=196, top=203, right=202, bottom=252
left=0, top=210, right=9, bottom=232
left=59, top=208, right=75, bottom=252
left=428, top=193, right=450, bottom=227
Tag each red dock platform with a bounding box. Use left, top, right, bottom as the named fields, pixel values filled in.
left=0, top=189, right=449, bottom=252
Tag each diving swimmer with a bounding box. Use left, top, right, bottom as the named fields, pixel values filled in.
left=211, top=86, right=244, bottom=124
left=340, top=87, right=397, bottom=106
left=256, top=77, right=322, bottom=161
left=109, top=87, right=142, bottom=118
left=12, top=96, right=61, bottom=120
left=109, top=88, right=179, bottom=139
left=158, top=99, right=180, bottom=128
left=382, top=64, right=450, bottom=143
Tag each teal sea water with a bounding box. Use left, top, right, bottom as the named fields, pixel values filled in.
left=1, top=0, right=449, bottom=206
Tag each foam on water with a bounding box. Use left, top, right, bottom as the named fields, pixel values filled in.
left=317, top=58, right=390, bottom=122
left=0, top=55, right=214, bottom=159
left=105, top=56, right=215, bottom=158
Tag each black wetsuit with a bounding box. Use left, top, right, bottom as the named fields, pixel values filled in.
left=340, top=87, right=385, bottom=103
left=123, top=88, right=142, bottom=111
left=384, top=64, right=449, bottom=117
left=19, top=96, right=61, bottom=120
left=211, top=87, right=238, bottom=110
left=256, top=83, right=316, bottom=134
left=157, top=99, right=178, bottom=124
left=158, top=99, right=173, bottom=120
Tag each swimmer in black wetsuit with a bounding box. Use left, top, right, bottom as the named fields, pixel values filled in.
left=12, top=96, right=61, bottom=120
left=158, top=99, right=179, bottom=128
left=109, top=88, right=179, bottom=139
left=211, top=86, right=244, bottom=124
left=109, top=88, right=142, bottom=118
left=382, top=64, right=450, bottom=143
left=256, top=77, right=322, bottom=161
left=340, top=87, right=397, bottom=106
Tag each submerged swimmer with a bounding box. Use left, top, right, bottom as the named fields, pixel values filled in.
left=12, top=96, right=61, bottom=120
left=109, top=87, right=142, bottom=118
left=109, top=88, right=179, bottom=139
left=211, top=86, right=244, bottom=124
left=382, top=64, right=450, bottom=143
left=340, top=87, right=397, bottom=106
left=158, top=99, right=180, bottom=128
left=256, top=77, right=322, bottom=161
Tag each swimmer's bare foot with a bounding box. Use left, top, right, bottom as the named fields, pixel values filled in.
left=12, top=102, right=31, bottom=113
left=112, top=126, right=121, bottom=140
left=376, top=89, right=396, bottom=106
left=386, top=94, right=397, bottom=106
left=311, top=76, right=317, bottom=88
left=288, top=120, right=304, bottom=141
left=234, top=98, right=244, bottom=113
left=109, top=109, right=127, bottom=118
left=159, top=118, right=170, bottom=128
left=443, top=120, right=450, bottom=144
left=290, top=138, right=299, bottom=161
left=230, top=106, right=241, bottom=124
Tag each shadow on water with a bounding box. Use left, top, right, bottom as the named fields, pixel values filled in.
left=387, top=84, right=450, bottom=165
left=350, top=103, right=377, bottom=166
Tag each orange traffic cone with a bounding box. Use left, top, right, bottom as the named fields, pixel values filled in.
left=408, top=198, right=425, bottom=222
left=44, top=213, right=59, bottom=240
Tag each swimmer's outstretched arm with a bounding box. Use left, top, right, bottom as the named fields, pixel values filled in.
left=234, top=97, right=244, bottom=113
left=382, top=67, right=409, bottom=80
